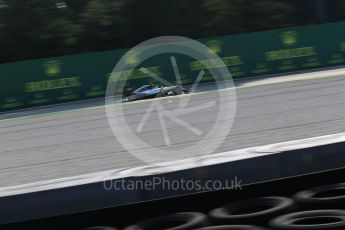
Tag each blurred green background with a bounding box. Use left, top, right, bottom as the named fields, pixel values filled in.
left=0, top=0, right=344, bottom=64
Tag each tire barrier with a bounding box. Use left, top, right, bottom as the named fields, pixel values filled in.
left=195, top=225, right=268, bottom=229
left=4, top=168, right=345, bottom=229
left=269, top=209, right=345, bottom=230
left=123, top=212, right=209, bottom=230
left=294, top=183, right=345, bottom=210
left=209, top=196, right=295, bottom=225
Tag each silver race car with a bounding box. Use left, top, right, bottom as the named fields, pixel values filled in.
left=123, top=84, right=189, bottom=102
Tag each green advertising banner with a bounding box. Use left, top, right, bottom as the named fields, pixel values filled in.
left=1, top=22, right=345, bottom=111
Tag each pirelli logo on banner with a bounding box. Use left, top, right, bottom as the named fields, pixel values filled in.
left=266, top=47, right=316, bottom=61
left=265, top=30, right=317, bottom=61
left=25, top=60, right=82, bottom=93
left=26, top=77, right=82, bottom=93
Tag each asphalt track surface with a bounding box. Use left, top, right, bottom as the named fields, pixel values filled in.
left=2, top=71, right=345, bottom=188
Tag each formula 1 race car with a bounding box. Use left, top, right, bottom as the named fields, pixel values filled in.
left=123, top=84, right=189, bottom=101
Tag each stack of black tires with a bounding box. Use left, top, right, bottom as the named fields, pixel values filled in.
left=82, top=182, right=345, bottom=230
left=4, top=168, right=345, bottom=230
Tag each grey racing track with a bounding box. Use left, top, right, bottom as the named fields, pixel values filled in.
left=1, top=72, right=345, bottom=187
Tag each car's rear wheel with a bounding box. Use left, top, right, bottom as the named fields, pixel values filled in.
left=172, top=87, right=184, bottom=95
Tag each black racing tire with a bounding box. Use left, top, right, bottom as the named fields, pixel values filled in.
left=269, top=209, right=345, bottom=230
left=182, top=88, right=190, bottom=94
left=195, top=225, right=268, bottom=230
left=209, top=196, right=295, bottom=225
left=293, top=183, right=345, bottom=210
left=172, top=87, right=184, bottom=95
left=81, top=226, right=117, bottom=230
left=123, top=212, right=209, bottom=230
